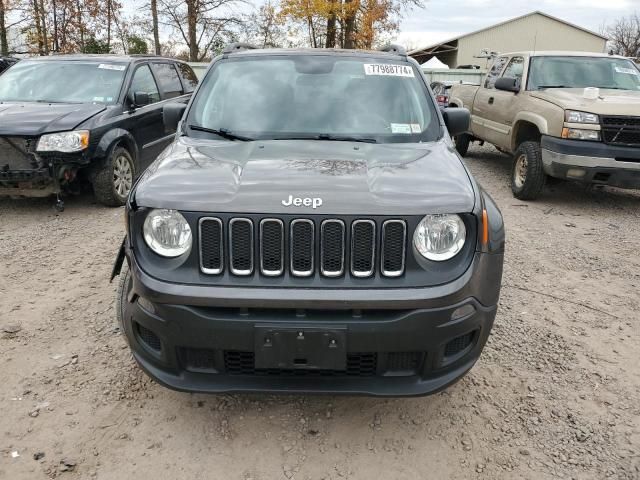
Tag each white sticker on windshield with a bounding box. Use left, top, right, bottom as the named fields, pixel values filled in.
left=390, top=123, right=412, bottom=134
left=614, top=66, right=639, bottom=75
left=364, top=64, right=414, bottom=77
left=93, top=96, right=105, bottom=102
left=410, top=123, right=421, bottom=133
left=98, top=63, right=126, bottom=71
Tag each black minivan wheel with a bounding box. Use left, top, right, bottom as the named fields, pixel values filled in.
left=511, top=141, right=545, bottom=200
left=93, top=146, right=135, bottom=207
left=454, top=133, right=472, bottom=157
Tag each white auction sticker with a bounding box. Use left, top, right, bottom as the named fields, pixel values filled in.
left=615, top=66, right=639, bottom=75
left=364, top=64, right=415, bottom=77
left=98, top=64, right=126, bottom=71
left=390, top=123, right=412, bottom=134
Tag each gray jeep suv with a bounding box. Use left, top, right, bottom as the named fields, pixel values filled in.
left=112, top=44, right=505, bottom=396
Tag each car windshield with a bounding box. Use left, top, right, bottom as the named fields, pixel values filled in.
left=188, top=55, right=440, bottom=143
left=528, top=56, right=640, bottom=91
left=0, top=60, right=127, bottom=103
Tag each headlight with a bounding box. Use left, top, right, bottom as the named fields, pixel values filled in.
left=413, top=214, right=466, bottom=261
left=143, top=209, right=192, bottom=257
left=36, top=130, right=90, bottom=152
left=562, top=127, right=601, bottom=141
left=565, top=111, right=599, bottom=124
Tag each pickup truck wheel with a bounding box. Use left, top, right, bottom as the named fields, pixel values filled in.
left=454, top=134, right=472, bottom=156
left=511, top=141, right=545, bottom=200
left=93, top=146, right=135, bottom=207
left=116, top=263, right=132, bottom=335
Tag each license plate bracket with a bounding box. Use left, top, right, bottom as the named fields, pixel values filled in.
left=254, top=326, right=347, bottom=371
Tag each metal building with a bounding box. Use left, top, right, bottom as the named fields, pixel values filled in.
left=409, top=11, right=608, bottom=68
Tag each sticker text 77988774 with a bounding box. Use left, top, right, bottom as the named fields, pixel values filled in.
left=363, top=64, right=415, bottom=77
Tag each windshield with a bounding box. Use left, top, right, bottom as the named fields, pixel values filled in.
left=0, top=60, right=127, bottom=103
left=528, top=56, right=640, bottom=91
left=187, top=55, right=440, bottom=143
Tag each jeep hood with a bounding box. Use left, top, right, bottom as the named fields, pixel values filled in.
left=0, top=102, right=106, bottom=136
left=134, top=137, right=476, bottom=215
left=530, top=88, right=640, bottom=115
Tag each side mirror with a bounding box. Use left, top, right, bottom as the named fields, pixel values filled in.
left=133, top=91, right=150, bottom=107
left=442, top=107, right=470, bottom=137
left=494, top=77, right=520, bottom=93
left=163, top=102, right=187, bottom=132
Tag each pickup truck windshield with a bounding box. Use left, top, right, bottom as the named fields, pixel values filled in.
left=188, top=55, right=439, bottom=143
left=0, top=60, right=127, bottom=104
left=528, top=56, right=640, bottom=91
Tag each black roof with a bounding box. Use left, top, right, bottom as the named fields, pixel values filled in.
left=17, top=54, right=184, bottom=64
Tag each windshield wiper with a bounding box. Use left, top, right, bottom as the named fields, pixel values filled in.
left=536, top=85, right=567, bottom=90
left=188, top=124, right=253, bottom=141
left=273, top=134, right=377, bottom=143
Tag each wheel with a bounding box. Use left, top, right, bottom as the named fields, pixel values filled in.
left=116, top=262, right=132, bottom=334
left=511, top=141, right=545, bottom=200
left=93, top=146, right=135, bottom=206
left=454, top=133, right=472, bottom=156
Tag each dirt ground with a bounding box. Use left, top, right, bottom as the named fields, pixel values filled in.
left=1, top=143, right=639, bottom=480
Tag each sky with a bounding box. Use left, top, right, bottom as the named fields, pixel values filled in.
left=122, top=0, right=636, bottom=49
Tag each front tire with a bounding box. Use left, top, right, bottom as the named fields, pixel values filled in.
left=454, top=134, right=472, bottom=157
left=511, top=141, right=545, bottom=200
left=93, top=146, right=135, bottom=207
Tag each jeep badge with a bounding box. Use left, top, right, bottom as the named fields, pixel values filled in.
left=281, top=195, right=323, bottom=209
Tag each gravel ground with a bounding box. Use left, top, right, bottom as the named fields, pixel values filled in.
left=1, top=143, right=639, bottom=479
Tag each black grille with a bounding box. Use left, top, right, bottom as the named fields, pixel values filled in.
left=444, top=332, right=475, bottom=357
left=601, top=116, right=640, bottom=147
left=182, top=348, right=217, bottom=372
left=321, top=220, right=345, bottom=277
left=386, top=352, right=422, bottom=372
left=290, top=220, right=314, bottom=276
left=381, top=220, right=407, bottom=276
left=199, top=217, right=407, bottom=279
left=351, top=220, right=375, bottom=277
left=224, top=351, right=378, bottom=376
left=136, top=323, right=161, bottom=352
left=229, top=219, right=253, bottom=275
left=0, top=137, right=39, bottom=171
left=260, top=219, right=284, bottom=275
left=199, top=218, right=223, bottom=274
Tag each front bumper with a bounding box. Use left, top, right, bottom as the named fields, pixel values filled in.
left=541, top=136, right=640, bottom=188
left=120, top=250, right=503, bottom=396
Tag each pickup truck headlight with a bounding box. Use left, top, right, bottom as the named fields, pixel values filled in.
left=562, top=128, right=601, bottom=141
left=143, top=209, right=192, bottom=257
left=565, top=111, right=599, bottom=124
left=36, top=130, right=90, bottom=153
left=413, top=214, right=466, bottom=261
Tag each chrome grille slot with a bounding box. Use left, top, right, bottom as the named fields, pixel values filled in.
left=260, top=219, right=284, bottom=276
left=199, top=217, right=223, bottom=274
left=381, top=220, right=406, bottom=277
left=320, top=219, right=345, bottom=277
left=290, top=219, right=314, bottom=277
left=351, top=220, right=375, bottom=277
left=229, top=218, right=254, bottom=275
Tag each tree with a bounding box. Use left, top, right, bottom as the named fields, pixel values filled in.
left=157, top=0, right=245, bottom=61
left=608, top=13, right=640, bottom=59
left=0, top=0, right=8, bottom=55
left=82, top=36, right=110, bottom=53
left=127, top=34, right=148, bottom=54
left=150, top=0, right=160, bottom=54
left=244, top=1, right=288, bottom=48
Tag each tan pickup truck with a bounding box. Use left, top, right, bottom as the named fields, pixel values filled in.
left=449, top=51, right=640, bottom=199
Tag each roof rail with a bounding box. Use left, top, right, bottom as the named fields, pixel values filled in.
left=223, top=43, right=258, bottom=54
left=378, top=44, right=406, bottom=56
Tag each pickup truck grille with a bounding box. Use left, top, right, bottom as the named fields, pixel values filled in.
left=601, top=116, right=640, bottom=147
left=199, top=216, right=407, bottom=279
left=0, top=137, right=39, bottom=171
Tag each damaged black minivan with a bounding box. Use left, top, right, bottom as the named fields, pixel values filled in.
left=0, top=55, right=197, bottom=208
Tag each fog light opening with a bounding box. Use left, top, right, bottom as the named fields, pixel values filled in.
left=566, top=168, right=586, bottom=179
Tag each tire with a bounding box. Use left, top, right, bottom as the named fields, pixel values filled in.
left=511, top=141, right=545, bottom=200
left=116, top=262, right=131, bottom=334
left=93, top=146, right=135, bottom=207
left=454, top=133, right=472, bottom=157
